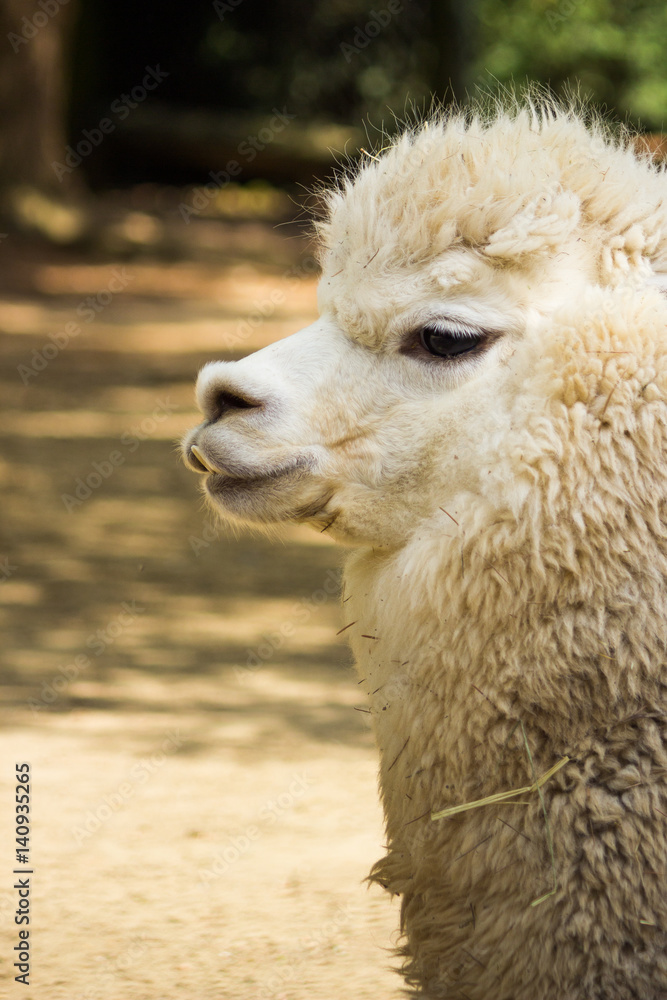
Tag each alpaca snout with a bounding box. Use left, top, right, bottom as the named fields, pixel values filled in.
left=196, top=361, right=268, bottom=424
left=185, top=362, right=275, bottom=474
left=183, top=358, right=294, bottom=480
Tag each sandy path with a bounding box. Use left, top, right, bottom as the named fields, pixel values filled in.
left=0, top=226, right=402, bottom=1000
left=0, top=695, right=400, bottom=1000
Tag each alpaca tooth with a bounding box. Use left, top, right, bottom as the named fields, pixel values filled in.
left=190, top=444, right=219, bottom=474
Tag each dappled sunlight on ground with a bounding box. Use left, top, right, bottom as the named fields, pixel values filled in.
left=0, top=222, right=400, bottom=999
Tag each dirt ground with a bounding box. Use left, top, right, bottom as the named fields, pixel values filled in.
left=0, top=212, right=401, bottom=1000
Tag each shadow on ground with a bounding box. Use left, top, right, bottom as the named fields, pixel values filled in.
left=0, top=220, right=367, bottom=747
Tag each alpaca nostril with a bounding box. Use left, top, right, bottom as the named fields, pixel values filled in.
left=210, top=389, right=262, bottom=422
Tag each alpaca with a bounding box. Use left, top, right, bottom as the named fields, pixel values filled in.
left=182, top=102, right=667, bottom=999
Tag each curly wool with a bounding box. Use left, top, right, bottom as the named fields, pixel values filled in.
left=333, top=106, right=667, bottom=999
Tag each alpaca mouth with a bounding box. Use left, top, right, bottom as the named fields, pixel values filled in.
left=203, top=454, right=313, bottom=498
left=203, top=456, right=332, bottom=525
left=206, top=463, right=302, bottom=492
left=185, top=443, right=306, bottom=482
left=185, top=439, right=328, bottom=523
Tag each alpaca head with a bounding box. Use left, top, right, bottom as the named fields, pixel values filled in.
left=182, top=105, right=667, bottom=549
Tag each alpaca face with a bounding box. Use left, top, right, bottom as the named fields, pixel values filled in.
left=182, top=249, right=590, bottom=548
left=183, top=111, right=667, bottom=548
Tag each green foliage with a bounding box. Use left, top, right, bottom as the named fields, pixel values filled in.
left=65, top=0, right=667, bottom=189
left=199, top=0, right=667, bottom=130
left=471, top=0, right=667, bottom=129
left=200, top=0, right=667, bottom=129
left=201, top=0, right=436, bottom=124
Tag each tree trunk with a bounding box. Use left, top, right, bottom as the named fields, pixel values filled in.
left=0, top=0, right=84, bottom=237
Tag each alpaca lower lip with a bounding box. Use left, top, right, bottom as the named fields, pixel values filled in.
left=206, top=472, right=272, bottom=492
left=205, top=457, right=310, bottom=493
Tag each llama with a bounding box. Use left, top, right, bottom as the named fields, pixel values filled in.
left=182, top=103, right=667, bottom=999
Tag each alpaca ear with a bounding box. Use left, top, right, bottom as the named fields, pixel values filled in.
left=483, top=189, right=580, bottom=261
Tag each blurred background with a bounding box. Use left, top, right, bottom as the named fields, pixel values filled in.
left=2, top=0, right=667, bottom=242
left=1, top=3, right=666, bottom=998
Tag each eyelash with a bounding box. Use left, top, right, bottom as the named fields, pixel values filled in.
left=402, top=319, right=489, bottom=360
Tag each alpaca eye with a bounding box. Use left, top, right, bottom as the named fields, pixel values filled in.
left=420, top=326, right=483, bottom=358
